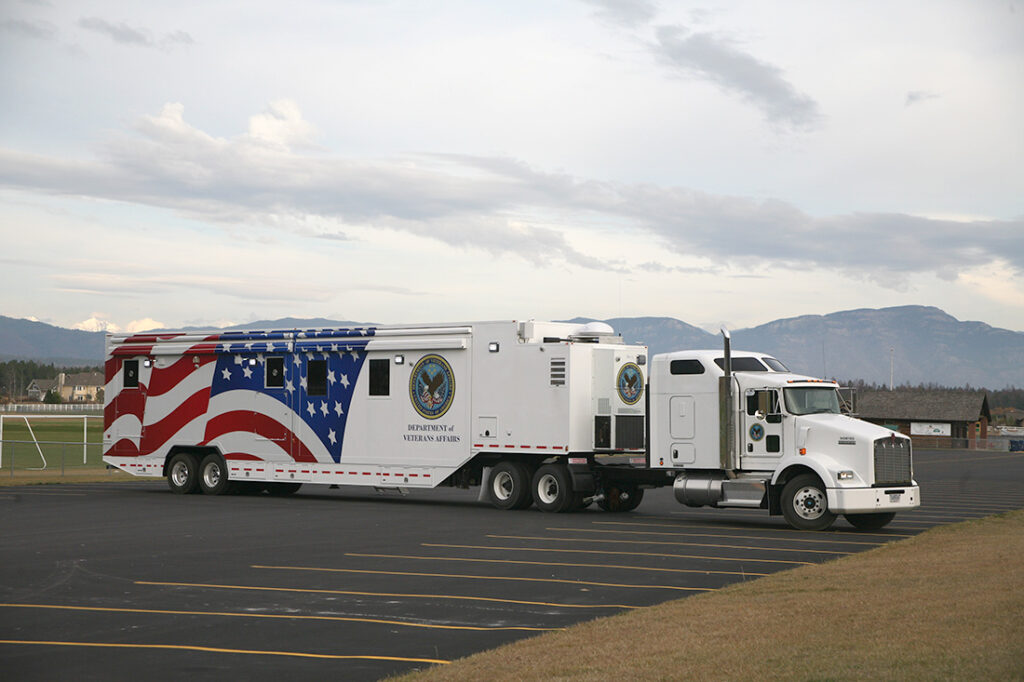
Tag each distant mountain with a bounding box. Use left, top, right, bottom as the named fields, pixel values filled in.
left=2, top=307, right=1022, bottom=388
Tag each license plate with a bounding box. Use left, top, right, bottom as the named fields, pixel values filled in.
left=889, top=493, right=902, bottom=503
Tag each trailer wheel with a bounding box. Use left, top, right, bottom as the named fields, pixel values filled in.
left=844, top=512, right=896, bottom=531
left=167, top=452, right=200, bottom=495
left=598, top=485, right=644, bottom=513
left=487, top=461, right=533, bottom=510
left=198, top=454, right=232, bottom=495
left=267, top=482, right=302, bottom=496
left=781, top=474, right=836, bottom=531
left=532, top=464, right=575, bottom=513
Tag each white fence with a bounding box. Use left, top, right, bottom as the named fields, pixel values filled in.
left=0, top=403, right=102, bottom=414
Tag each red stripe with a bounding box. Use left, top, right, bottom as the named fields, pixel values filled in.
left=105, top=438, right=140, bottom=458
left=202, top=411, right=318, bottom=463
left=111, top=344, right=154, bottom=357
left=105, top=357, right=122, bottom=385
left=105, top=386, right=148, bottom=428
left=536, top=446, right=548, bottom=449
left=139, top=389, right=210, bottom=455
left=147, top=354, right=216, bottom=397
left=225, top=453, right=262, bottom=461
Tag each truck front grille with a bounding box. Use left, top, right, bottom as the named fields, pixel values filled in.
left=873, top=436, right=912, bottom=485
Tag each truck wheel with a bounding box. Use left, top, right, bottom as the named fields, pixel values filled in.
left=845, top=512, right=896, bottom=531
left=487, top=461, right=533, bottom=510
left=199, top=454, right=232, bottom=495
left=532, top=464, right=575, bottom=513
left=167, top=452, right=200, bottom=495
left=598, top=485, right=644, bottom=512
left=781, top=474, right=836, bottom=531
left=267, top=482, right=302, bottom=496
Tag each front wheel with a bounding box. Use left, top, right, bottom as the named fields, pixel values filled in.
left=598, top=485, right=644, bottom=512
left=167, top=452, right=200, bottom=495
left=845, top=512, right=896, bottom=531
left=781, top=474, right=836, bottom=531
left=532, top=464, right=575, bottom=513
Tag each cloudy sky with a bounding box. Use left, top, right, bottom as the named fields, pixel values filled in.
left=1, top=0, right=1022, bottom=334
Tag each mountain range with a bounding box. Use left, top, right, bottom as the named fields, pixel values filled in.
left=2, top=306, right=1021, bottom=389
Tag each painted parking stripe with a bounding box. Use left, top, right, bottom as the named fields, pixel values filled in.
left=576, top=525, right=890, bottom=546
left=422, top=543, right=813, bottom=566
left=253, top=564, right=714, bottom=591
left=0, top=603, right=560, bottom=632
left=639, top=517, right=915, bottom=538
left=345, top=553, right=763, bottom=578
left=486, top=534, right=851, bottom=556
left=0, top=639, right=449, bottom=664
left=135, top=580, right=642, bottom=610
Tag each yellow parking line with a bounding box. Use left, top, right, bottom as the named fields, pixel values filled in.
left=253, top=564, right=715, bottom=590
left=0, top=639, right=449, bottom=664
left=559, top=526, right=888, bottom=546
left=423, top=543, right=812, bottom=566
left=613, top=519, right=914, bottom=538
left=135, top=581, right=640, bottom=610
left=345, top=553, right=762, bottom=578
left=488, top=534, right=849, bottom=555
left=0, top=602, right=559, bottom=632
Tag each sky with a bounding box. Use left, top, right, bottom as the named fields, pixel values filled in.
left=1, top=0, right=1022, bottom=334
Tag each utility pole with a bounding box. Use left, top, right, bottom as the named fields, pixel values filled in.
left=889, top=347, right=894, bottom=391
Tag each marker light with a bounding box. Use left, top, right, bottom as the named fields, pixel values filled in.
left=838, top=470, right=855, bottom=480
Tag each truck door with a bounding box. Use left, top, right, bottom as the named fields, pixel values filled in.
left=741, top=389, right=783, bottom=468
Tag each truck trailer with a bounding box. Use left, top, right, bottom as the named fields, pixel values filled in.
left=103, top=319, right=919, bottom=530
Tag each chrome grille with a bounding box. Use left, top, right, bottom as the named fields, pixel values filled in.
left=874, top=436, right=912, bottom=485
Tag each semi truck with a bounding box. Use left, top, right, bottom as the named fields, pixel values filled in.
left=103, top=319, right=919, bottom=530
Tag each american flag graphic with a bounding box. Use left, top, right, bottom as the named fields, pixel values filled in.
left=104, top=328, right=375, bottom=464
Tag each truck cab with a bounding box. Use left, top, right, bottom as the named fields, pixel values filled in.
left=649, top=347, right=920, bottom=530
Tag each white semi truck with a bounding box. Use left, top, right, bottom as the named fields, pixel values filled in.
left=103, top=319, right=918, bottom=530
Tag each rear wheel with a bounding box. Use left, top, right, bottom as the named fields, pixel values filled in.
left=198, top=454, right=232, bottom=495
left=532, top=464, right=575, bottom=513
left=598, top=485, right=644, bottom=512
left=845, top=512, right=896, bottom=531
left=167, top=452, right=200, bottom=495
left=487, top=461, right=533, bottom=510
left=781, top=474, right=836, bottom=531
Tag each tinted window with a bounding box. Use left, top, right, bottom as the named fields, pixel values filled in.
left=307, top=359, right=327, bottom=396
left=714, top=357, right=768, bottom=371
left=369, top=358, right=390, bottom=396
left=763, top=357, right=789, bottom=372
left=670, top=359, right=705, bottom=375
left=265, top=357, right=285, bottom=388
left=123, top=360, right=139, bottom=388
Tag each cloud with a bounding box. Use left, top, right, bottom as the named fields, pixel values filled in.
left=1, top=18, right=57, bottom=40
left=580, top=0, right=658, bottom=28
left=77, top=16, right=193, bottom=50
left=73, top=315, right=164, bottom=333
left=651, top=25, right=820, bottom=128
left=0, top=102, right=1020, bottom=287
left=905, top=90, right=941, bottom=106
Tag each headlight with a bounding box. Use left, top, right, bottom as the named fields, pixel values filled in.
left=837, top=470, right=855, bottom=481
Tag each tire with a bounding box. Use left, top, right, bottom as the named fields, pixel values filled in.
left=598, top=485, right=644, bottom=513
left=198, top=454, right=232, bottom=495
left=487, top=461, right=533, bottom=510
left=267, top=482, right=302, bottom=496
left=845, top=512, right=896, bottom=531
left=781, top=474, right=836, bottom=531
left=532, top=463, right=575, bottom=513
left=166, top=452, right=200, bottom=495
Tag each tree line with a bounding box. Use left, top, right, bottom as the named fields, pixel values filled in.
left=837, top=378, right=1024, bottom=411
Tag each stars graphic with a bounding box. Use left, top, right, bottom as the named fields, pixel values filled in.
left=340, top=373, right=350, bottom=389
left=327, top=429, right=337, bottom=446
left=233, top=355, right=244, bottom=365
left=242, top=365, right=253, bottom=379
left=221, top=367, right=231, bottom=380
left=306, top=402, right=315, bottom=417
left=333, top=401, right=343, bottom=416
left=300, top=376, right=308, bottom=389
left=327, top=370, right=336, bottom=385
left=320, top=401, right=329, bottom=417
left=293, top=355, right=302, bottom=367
left=285, top=379, right=295, bottom=393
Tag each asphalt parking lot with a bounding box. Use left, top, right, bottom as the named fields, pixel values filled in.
left=2, top=448, right=1023, bottom=680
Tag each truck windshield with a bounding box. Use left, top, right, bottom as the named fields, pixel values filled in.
left=784, top=387, right=841, bottom=415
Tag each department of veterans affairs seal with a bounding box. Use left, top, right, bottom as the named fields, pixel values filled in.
left=616, top=362, right=644, bottom=405
left=410, top=354, right=455, bottom=419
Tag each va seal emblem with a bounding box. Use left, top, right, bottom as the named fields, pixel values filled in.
left=410, top=354, right=455, bottom=419
left=616, top=363, right=644, bottom=405
left=749, top=423, right=765, bottom=441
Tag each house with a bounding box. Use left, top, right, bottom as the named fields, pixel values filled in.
left=856, top=390, right=990, bottom=448
left=25, top=372, right=105, bottom=403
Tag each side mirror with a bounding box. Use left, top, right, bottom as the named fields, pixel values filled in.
left=754, top=409, right=766, bottom=421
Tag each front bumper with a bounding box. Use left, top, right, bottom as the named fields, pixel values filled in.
left=828, top=484, right=920, bottom=514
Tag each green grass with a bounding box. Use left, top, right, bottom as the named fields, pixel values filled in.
left=0, top=416, right=105, bottom=472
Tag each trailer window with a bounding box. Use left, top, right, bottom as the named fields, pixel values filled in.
left=307, top=359, right=327, bottom=396
left=265, top=357, right=285, bottom=388
left=369, top=358, right=390, bottom=396
left=714, top=357, right=768, bottom=371
left=670, top=359, right=705, bottom=375
left=123, top=360, right=139, bottom=388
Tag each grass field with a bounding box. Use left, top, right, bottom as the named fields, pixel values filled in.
left=397, top=510, right=1024, bottom=681
left=0, top=416, right=104, bottom=473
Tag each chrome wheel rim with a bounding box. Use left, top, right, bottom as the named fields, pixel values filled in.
left=203, top=462, right=221, bottom=489
left=171, top=461, right=190, bottom=487
left=793, top=485, right=826, bottom=520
